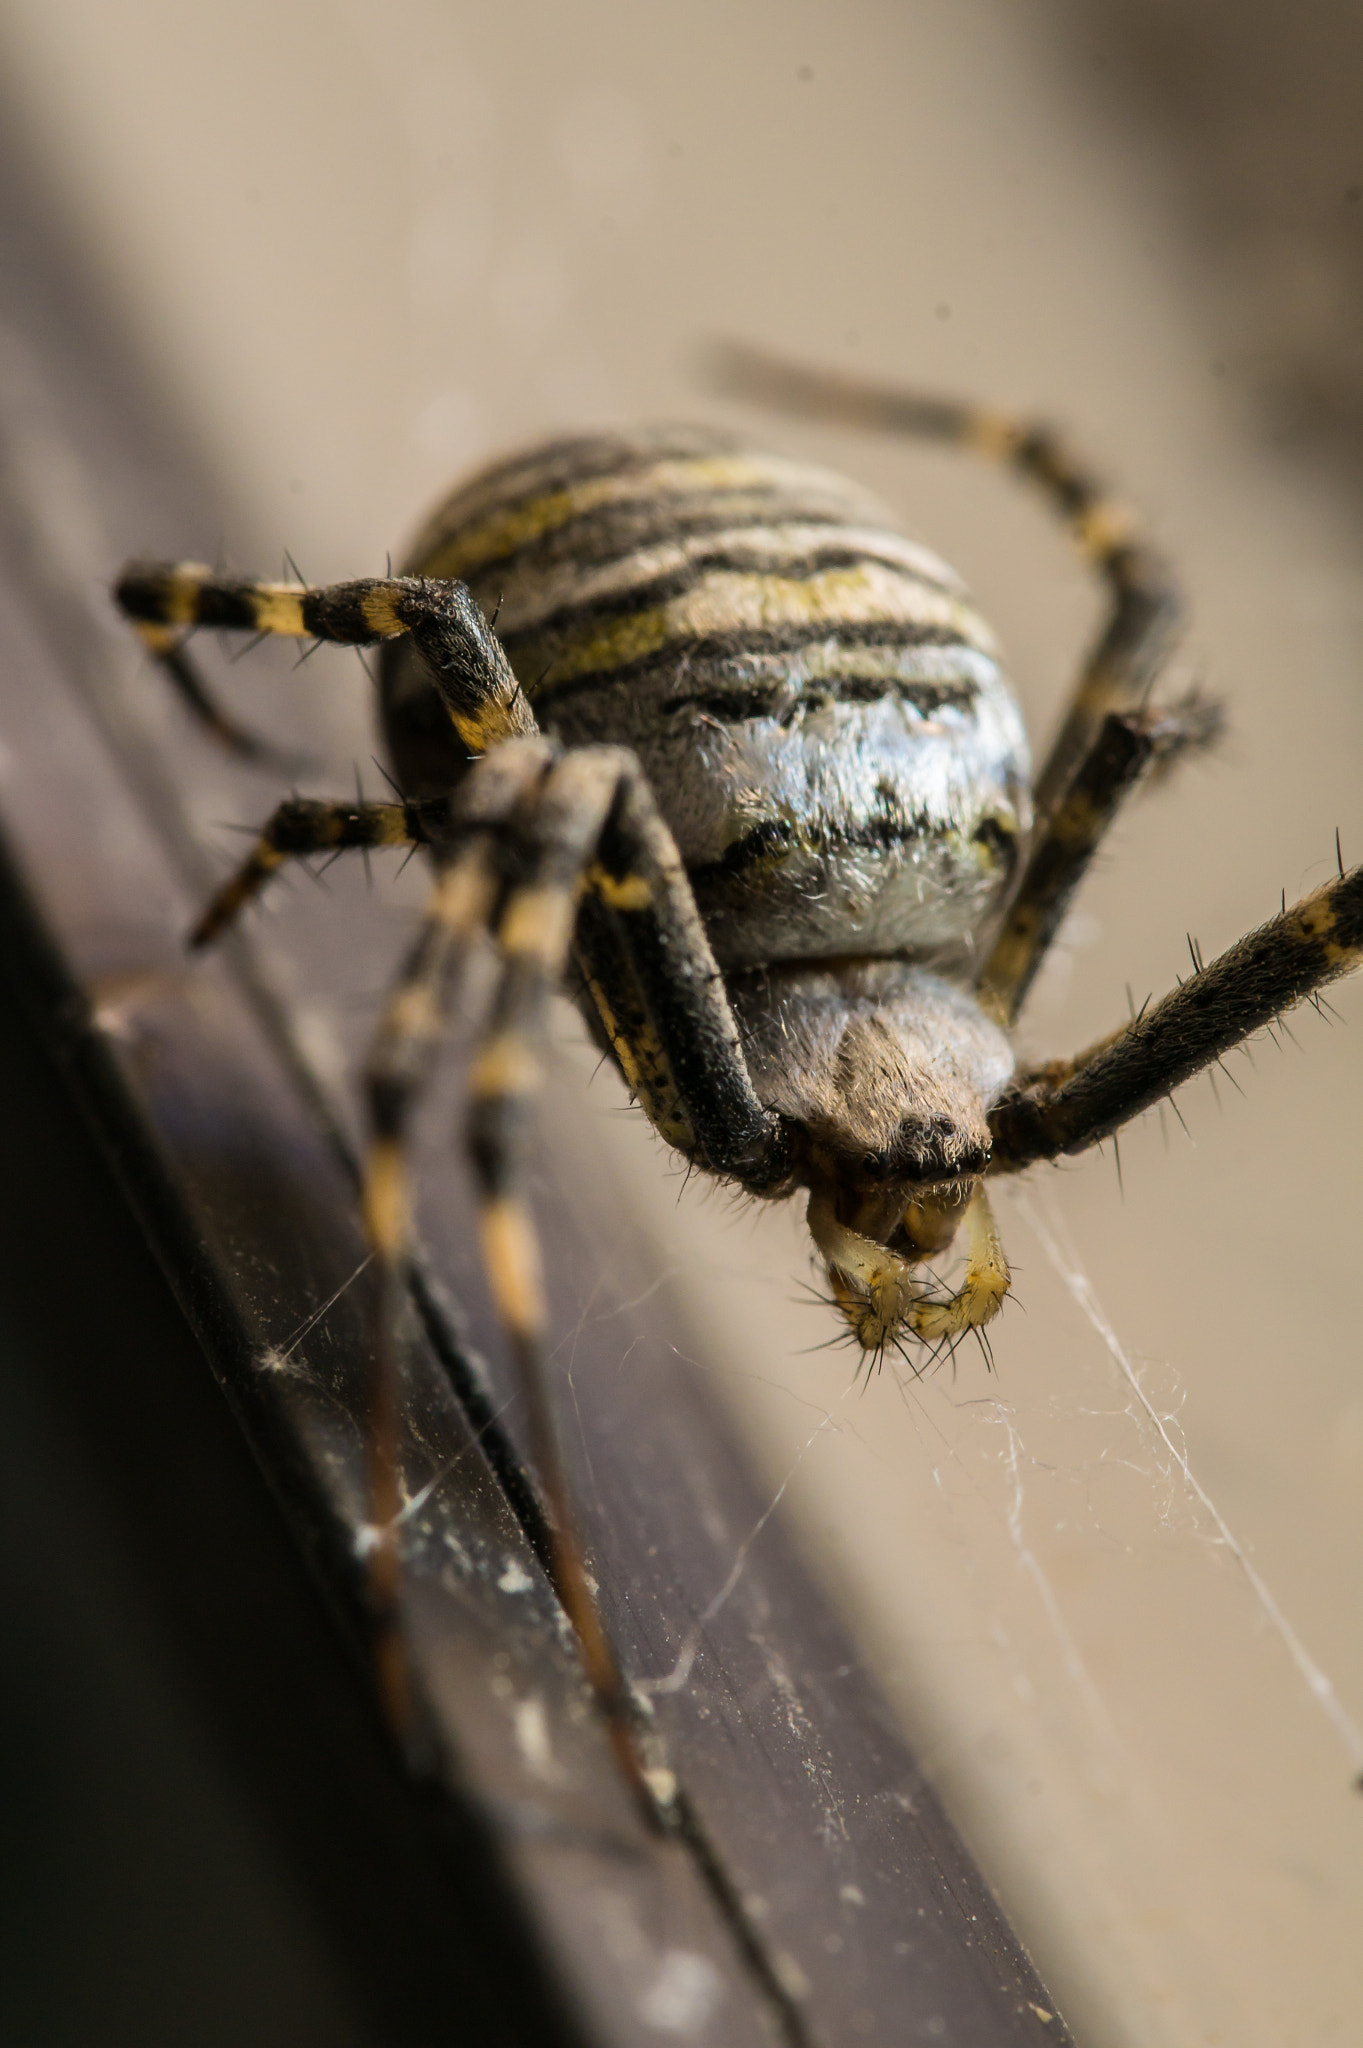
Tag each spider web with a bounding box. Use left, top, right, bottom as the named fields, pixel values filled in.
left=1011, top=1184, right=1363, bottom=1782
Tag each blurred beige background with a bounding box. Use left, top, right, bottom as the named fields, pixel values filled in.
left=2, top=1, right=1361, bottom=2041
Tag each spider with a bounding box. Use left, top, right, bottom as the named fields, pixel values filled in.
left=114, top=346, right=1363, bottom=1807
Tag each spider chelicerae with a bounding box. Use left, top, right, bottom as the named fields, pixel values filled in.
left=115, top=347, right=1363, bottom=1807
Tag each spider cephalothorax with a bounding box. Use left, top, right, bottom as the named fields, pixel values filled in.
left=726, top=956, right=1014, bottom=1351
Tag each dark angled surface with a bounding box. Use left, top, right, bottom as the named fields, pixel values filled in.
left=0, top=868, right=584, bottom=2048
left=0, top=107, right=1069, bottom=2048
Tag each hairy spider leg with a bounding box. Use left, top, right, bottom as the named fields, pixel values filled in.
left=115, top=564, right=538, bottom=757
left=976, top=700, right=1215, bottom=1021
left=459, top=746, right=661, bottom=1805
left=362, top=833, right=506, bottom=1741
left=978, top=712, right=1155, bottom=1021
left=359, top=741, right=568, bottom=1749
left=128, top=619, right=298, bottom=767
left=989, top=861, right=1363, bottom=1167
left=188, top=794, right=452, bottom=947
left=459, top=742, right=790, bottom=1807
left=579, top=763, right=790, bottom=1188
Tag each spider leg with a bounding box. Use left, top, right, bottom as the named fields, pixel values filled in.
left=349, top=739, right=665, bottom=1805
left=188, top=794, right=451, bottom=946
left=460, top=743, right=789, bottom=1808
left=989, top=860, right=1363, bottom=1168
left=976, top=697, right=1213, bottom=1021
left=115, top=563, right=537, bottom=757
left=581, top=760, right=791, bottom=1188
left=357, top=739, right=555, bottom=1742
left=129, top=620, right=300, bottom=767
left=456, top=746, right=668, bottom=1807
left=360, top=837, right=505, bottom=1740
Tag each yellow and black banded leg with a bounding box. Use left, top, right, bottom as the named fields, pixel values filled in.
left=466, top=744, right=787, bottom=1810
left=989, top=859, right=1363, bottom=1168
left=186, top=794, right=451, bottom=948
left=713, top=341, right=1195, bottom=818
left=462, top=749, right=661, bottom=1808
left=456, top=744, right=787, bottom=1812
left=360, top=838, right=507, bottom=1744
left=115, top=562, right=538, bottom=757
left=355, top=740, right=558, bottom=1747
left=975, top=699, right=1213, bottom=1023
left=586, top=764, right=792, bottom=1188
left=129, top=619, right=304, bottom=767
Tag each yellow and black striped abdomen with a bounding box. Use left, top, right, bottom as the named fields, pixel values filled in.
left=380, top=426, right=1031, bottom=968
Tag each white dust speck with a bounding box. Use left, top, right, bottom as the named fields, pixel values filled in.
left=638, top=1951, right=721, bottom=2034
left=512, top=1694, right=558, bottom=1781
